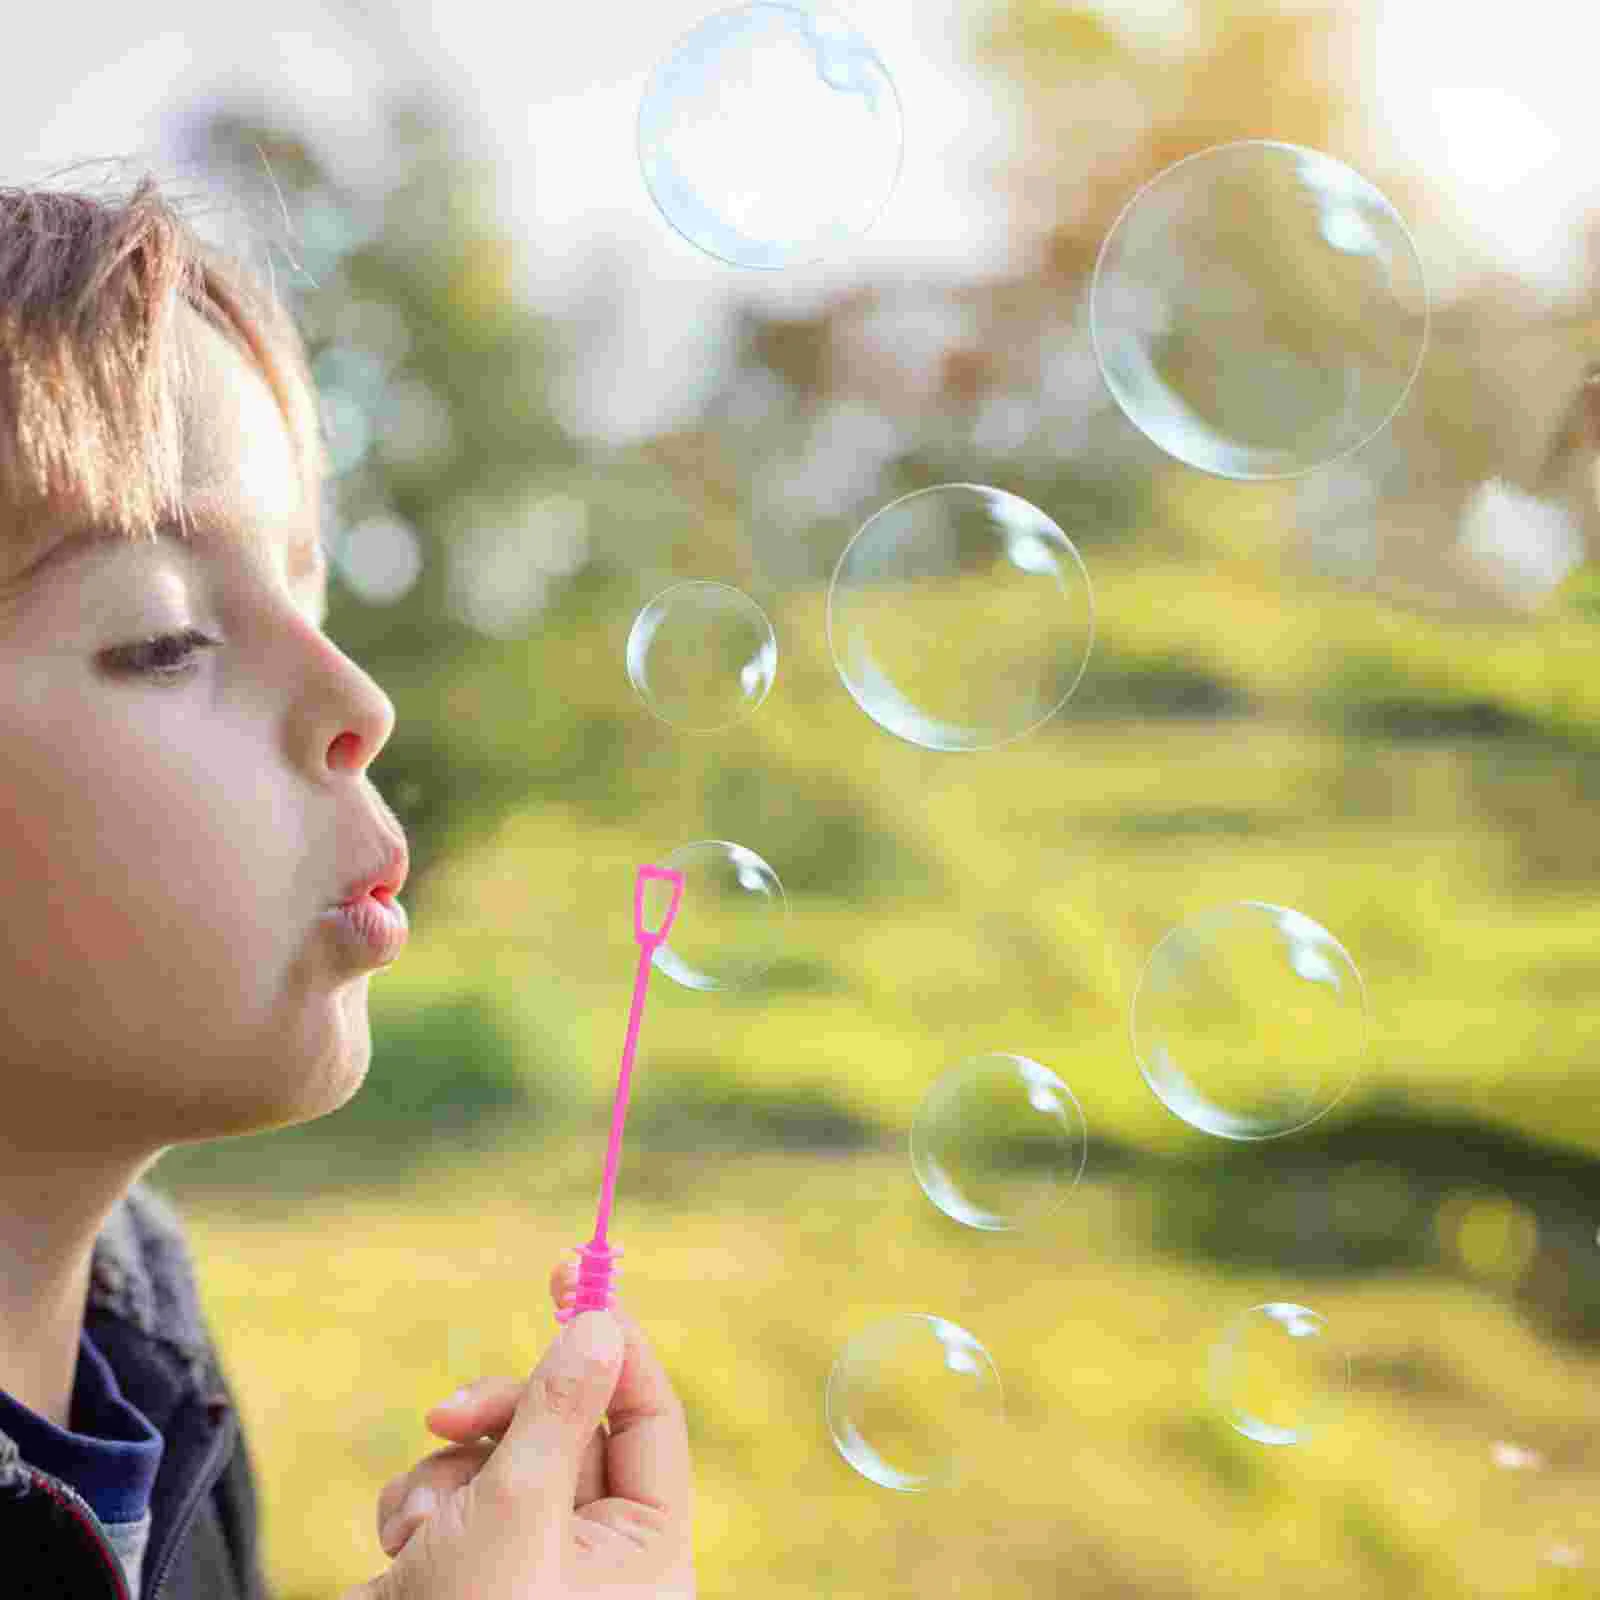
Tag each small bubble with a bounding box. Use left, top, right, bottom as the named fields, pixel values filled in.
left=910, top=1053, right=1087, bottom=1232
left=626, top=582, right=777, bottom=732
left=1131, top=901, right=1367, bottom=1140
left=1209, top=1302, right=1348, bottom=1445
left=827, top=483, right=1095, bottom=751
left=649, top=840, right=787, bottom=992
left=826, top=1313, right=1006, bottom=1492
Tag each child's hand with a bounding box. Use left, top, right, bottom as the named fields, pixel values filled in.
left=349, top=1261, right=695, bottom=1599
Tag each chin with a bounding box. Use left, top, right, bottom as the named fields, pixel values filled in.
left=269, top=986, right=377, bottom=1127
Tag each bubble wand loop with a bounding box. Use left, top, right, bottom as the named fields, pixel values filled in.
left=556, top=864, right=685, bottom=1325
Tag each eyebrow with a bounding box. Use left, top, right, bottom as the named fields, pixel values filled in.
left=4, top=494, right=328, bottom=613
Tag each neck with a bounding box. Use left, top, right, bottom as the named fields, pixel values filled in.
left=0, top=1143, right=162, bottom=1431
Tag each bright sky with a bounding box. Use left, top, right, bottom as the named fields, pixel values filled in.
left=3, top=0, right=1597, bottom=444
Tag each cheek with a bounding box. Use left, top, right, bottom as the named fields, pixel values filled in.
left=0, top=701, right=271, bottom=962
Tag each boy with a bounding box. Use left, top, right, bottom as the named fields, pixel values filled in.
left=0, top=173, right=695, bottom=1598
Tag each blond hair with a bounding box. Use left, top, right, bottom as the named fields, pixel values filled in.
left=0, top=166, right=327, bottom=550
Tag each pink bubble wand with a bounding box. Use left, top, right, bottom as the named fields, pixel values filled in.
left=556, top=863, right=685, bottom=1324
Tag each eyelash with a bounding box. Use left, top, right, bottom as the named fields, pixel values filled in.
left=108, top=628, right=223, bottom=683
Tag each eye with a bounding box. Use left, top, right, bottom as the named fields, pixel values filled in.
left=104, top=627, right=222, bottom=683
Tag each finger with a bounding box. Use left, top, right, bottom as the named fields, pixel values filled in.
left=549, top=1256, right=574, bottom=1313
left=424, top=1376, right=526, bottom=1442
left=575, top=1416, right=607, bottom=1507
left=421, top=1255, right=628, bottom=1497
left=482, top=1309, right=624, bottom=1527
left=602, top=1325, right=692, bottom=1523
left=550, top=1257, right=692, bottom=1522
left=375, top=1439, right=492, bottom=1557
left=547, top=1254, right=627, bottom=1504
left=424, top=1382, right=609, bottom=1505
left=549, top=1257, right=633, bottom=1323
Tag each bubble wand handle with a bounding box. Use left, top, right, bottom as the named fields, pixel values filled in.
left=556, top=865, right=684, bottom=1325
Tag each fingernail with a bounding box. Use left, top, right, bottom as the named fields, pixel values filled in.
left=434, top=1386, right=473, bottom=1411
left=400, top=1485, right=436, bottom=1521
left=564, top=1308, right=622, bottom=1366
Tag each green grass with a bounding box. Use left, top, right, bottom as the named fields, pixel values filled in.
left=174, top=1137, right=1600, bottom=1600
left=162, top=521, right=1600, bottom=1598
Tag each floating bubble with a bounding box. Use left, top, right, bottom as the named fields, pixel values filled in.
left=638, top=2, right=903, bottom=270
left=910, top=1053, right=1087, bottom=1232
left=1131, top=901, right=1367, bottom=1140
left=1209, top=1302, right=1347, bottom=1445
left=826, top=483, right=1095, bottom=751
left=626, top=582, right=777, bottom=732
left=1091, top=140, right=1428, bottom=479
left=647, top=840, right=787, bottom=991
left=826, top=1313, right=1006, bottom=1492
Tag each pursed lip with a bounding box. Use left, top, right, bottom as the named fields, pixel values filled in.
left=337, top=837, right=410, bottom=908
left=322, top=893, right=409, bottom=964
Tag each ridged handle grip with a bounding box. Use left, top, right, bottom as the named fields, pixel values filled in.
left=554, top=1238, right=623, bottom=1324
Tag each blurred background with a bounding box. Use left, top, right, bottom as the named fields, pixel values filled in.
left=9, top=0, right=1600, bottom=1593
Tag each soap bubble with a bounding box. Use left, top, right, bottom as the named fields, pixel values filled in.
left=1132, top=901, right=1367, bottom=1140
left=826, top=484, right=1095, bottom=751
left=1091, top=140, right=1428, bottom=479
left=626, top=582, right=777, bottom=732
left=638, top=2, right=903, bottom=270
left=648, top=840, right=787, bottom=991
left=1209, top=1302, right=1348, bottom=1445
left=910, top=1053, right=1087, bottom=1232
left=826, top=1313, right=1006, bottom=1492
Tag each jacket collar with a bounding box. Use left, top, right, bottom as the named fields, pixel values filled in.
left=83, top=1180, right=218, bottom=1398
left=0, top=1179, right=221, bottom=1487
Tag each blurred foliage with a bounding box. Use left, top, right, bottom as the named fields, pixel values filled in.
left=173, top=0, right=1600, bottom=1293
left=153, top=5, right=1600, bottom=1596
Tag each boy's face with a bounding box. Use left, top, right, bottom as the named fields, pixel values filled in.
left=0, top=309, right=405, bottom=1163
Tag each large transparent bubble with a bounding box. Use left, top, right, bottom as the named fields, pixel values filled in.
left=826, top=1313, right=1006, bottom=1492
left=638, top=2, right=903, bottom=270
left=1091, top=140, right=1428, bottom=479
left=826, top=484, right=1095, bottom=751
left=1131, top=901, right=1367, bottom=1140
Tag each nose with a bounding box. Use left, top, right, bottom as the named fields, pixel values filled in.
left=300, top=635, right=397, bottom=781
left=325, top=699, right=394, bottom=775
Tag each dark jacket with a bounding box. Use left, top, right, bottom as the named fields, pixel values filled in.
left=0, top=1179, right=270, bottom=1599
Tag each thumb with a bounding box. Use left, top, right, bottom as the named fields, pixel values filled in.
left=481, top=1309, right=625, bottom=1525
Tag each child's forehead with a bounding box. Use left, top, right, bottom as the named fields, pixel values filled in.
left=177, top=311, right=306, bottom=537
